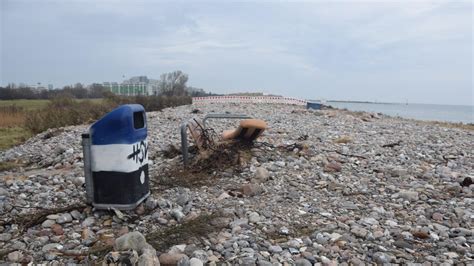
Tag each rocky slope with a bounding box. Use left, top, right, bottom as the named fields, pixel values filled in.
left=0, top=103, right=472, bottom=265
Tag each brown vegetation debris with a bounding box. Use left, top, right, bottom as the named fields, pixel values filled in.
left=146, top=212, right=226, bottom=251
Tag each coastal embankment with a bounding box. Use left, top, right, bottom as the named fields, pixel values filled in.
left=0, top=103, right=472, bottom=264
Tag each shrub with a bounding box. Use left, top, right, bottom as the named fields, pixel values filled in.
left=24, top=97, right=114, bottom=134
left=0, top=105, right=26, bottom=127
left=25, top=95, right=192, bottom=134
left=105, top=94, right=192, bottom=112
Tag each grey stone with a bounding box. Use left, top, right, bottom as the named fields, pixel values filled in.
left=254, top=167, right=270, bottom=183
left=269, top=245, right=283, bottom=253
left=0, top=188, right=9, bottom=196
left=7, top=251, right=22, bottom=262
left=171, top=209, right=185, bottom=222
left=248, top=212, right=261, bottom=223
left=82, top=217, right=95, bottom=227
left=295, top=258, right=312, bottom=266
left=56, top=213, right=73, bottom=224
left=177, top=256, right=190, bottom=266
left=191, top=250, right=208, bottom=263
left=373, top=252, right=390, bottom=264
left=351, top=226, right=368, bottom=238
left=41, top=219, right=55, bottom=228
left=398, top=190, right=419, bottom=201
left=70, top=210, right=82, bottom=220
left=42, top=243, right=63, bottom=253
left=189, top=258, right=204, bottom=266
left=115, top=231, right=148, bottom=252
left=0, top=233, right=12, bottom=242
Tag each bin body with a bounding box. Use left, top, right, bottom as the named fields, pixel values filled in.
left=87, top=104, right=149, bottom=210
left=306, top=102, right=322, bottom=110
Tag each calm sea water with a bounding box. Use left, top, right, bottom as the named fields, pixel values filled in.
left=324, top=102, right=473, bottom=124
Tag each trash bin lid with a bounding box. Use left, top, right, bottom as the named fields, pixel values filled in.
left=90, top=104, right=147, bottom=145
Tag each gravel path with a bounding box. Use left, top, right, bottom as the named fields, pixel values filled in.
left=0, top=103, right=472, bottom=265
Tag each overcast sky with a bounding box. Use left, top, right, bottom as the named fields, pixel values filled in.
left=1, top=0, right=472, bottom=105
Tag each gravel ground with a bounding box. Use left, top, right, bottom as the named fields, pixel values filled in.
left=0, top=103, right=473, bottom=265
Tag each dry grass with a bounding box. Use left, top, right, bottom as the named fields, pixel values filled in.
left=0, top=112, right=26, bottom=128
left=0, top=105, right=26, bottom=127
left=146, top=212, right=224, bottom=251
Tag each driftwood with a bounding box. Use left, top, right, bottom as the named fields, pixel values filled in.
left=334, top=150, right=367, bottom=159
left=382, top=140, right=402, bottom=148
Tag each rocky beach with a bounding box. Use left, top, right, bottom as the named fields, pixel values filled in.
left=0, top=103, right=473, bottom=265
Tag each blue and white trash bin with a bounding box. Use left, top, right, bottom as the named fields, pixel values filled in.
left=81, top=104, right=150, bottom=210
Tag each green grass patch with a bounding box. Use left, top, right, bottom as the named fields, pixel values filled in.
left=0, top=127, right=31, bottom=151
left=0, top=99, right=50, bottom=111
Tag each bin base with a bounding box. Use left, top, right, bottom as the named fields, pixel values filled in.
left=92, top=191, right=150, bottom=210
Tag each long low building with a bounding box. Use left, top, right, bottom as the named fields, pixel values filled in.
left=103, top=82, right=154, bottom=96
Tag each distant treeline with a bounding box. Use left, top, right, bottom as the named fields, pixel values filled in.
left=0, top=83, right=109, bottom=100
left=0, top=83, right=218, bottom=100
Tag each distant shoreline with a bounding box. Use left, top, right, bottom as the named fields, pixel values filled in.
left=326, top=100, right=399, bottom=105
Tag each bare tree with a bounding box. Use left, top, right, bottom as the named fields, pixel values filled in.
left=158, top=70, right=188, bottom=96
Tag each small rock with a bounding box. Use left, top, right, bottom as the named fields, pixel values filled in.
left=70, top=210, right=82, bottom=220
left=176, top=190, right=190, bottom=206
left=177, top=256, right=190, bottom=266
left=241, top=183, right=262, bottom=196
left=324, top=161, right=342, bottom=172
left=138, top=248, right=160, bottom=266
left=373, top=252, right=391, bottom=264
left=50, top=224, right=64, bottom=236
left=444, top=252, right=459, bottom=259
left=460, top=176, right=473, bottom=187
left=135, top=204, right=146, bottom=215
left=115, top=231, right=148, bottom=252
left=398, top=190, right=419, bottom=201
left=432, top=212, right=443, bottom=221
left=351, top=226, right=368, bottom=238
left=189, top=257, right=204, bottom=266
left=82, top=217, right=95, bottom=227
left=171, top=209, right=185, bottom=222
left=295, top=258, right=312, bottom=266
left=7, top=251, right=22, bottom=262
left=72, top=176, right=85, bottom=186
left=145, top=196, right=158, bottom=210
left=56, top=213, right=73, bottom=224
left=159, top=253, right=188, bottom=265
left=280, top=226, right=290, bottom=235
left=453, top=236, right=466, bottom=245
left=41, top=219, right=55, bottom=228
left=105, top=250, right=139, bottom=265
left=269, top=245, right=283, bottom=253
left=248, top=212, right=261, bottom=223
left=191, top=250, right=208, bottom=263
left=329, top=232, right=342, bottom=242
left=42, top=243, right=63, bottom=253
left=217, top=192, right=230, bottom=201
left=0, top=188, right=9, bottom=196
left=254, top=167, right=270, bottom=183
left=0, top=232, right=12, bottom=242
left=413, top=231, right=429, bottom=239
